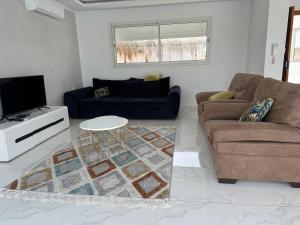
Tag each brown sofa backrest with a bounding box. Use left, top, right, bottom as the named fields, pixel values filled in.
left=253, top=78, right=300, bottom=128
left=229, top=73, right=264, bottom=101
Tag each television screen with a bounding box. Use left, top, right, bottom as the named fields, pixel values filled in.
left=0, top=75, right=47, bottom=116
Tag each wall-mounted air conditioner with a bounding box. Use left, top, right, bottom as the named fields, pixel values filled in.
left=25, top=0, right=65, bottom=20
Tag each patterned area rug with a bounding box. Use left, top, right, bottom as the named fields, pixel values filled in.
left=4, top=126, right=176, bottom=200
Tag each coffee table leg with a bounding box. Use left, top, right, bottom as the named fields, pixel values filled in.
left=77, top=129, right=82, bottom=148
left=114, top=126, right=129, bottom=161
left=89, top=131, right=102, bottom=160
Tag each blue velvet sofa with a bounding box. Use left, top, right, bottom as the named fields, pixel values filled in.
left=64, top=77, right=181, bottom=119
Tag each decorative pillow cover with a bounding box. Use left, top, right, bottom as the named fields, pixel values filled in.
left=94, top=87, right=110, bottom=98
left=208, top=91, right=235, bottom=100
left=239, top=98, right=274, bottom=122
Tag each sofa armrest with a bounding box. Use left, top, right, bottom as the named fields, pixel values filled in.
left=167, top=86, right=181, bottom=118
left=196, top=91, right=221, bottom=104
left=201, top=100, right=250, bottom=121
left=64, top=87, right=93, bottom=118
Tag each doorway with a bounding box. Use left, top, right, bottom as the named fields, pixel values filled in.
left=283, top=7, right=300, bottom=83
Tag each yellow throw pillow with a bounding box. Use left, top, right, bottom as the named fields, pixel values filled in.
left=144, top=73, right=161, bottom=81
left=208, top=91, right=235, bottom=100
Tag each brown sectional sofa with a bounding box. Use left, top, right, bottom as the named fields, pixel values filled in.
left=196, top=73, right=300, bottom=187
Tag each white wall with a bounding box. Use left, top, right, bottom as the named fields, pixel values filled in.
left=246, top=0, right=269, bottom=74
left=76, top=0, right=250, bottom=107
left=246, top=0, right=290, bottom=80
left=291, top=0, right=300, bottom=8
left=0, top=0, right=82, bottom=106
left=263, top=0, right=290, bottom=80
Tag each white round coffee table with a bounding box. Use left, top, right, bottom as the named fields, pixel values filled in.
left=79, top=116, right=129, bottom=158
left=79, top=116, right=128, bottom=132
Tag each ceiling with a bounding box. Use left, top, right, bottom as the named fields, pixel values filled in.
left=56, top=0, right=236, bottom=11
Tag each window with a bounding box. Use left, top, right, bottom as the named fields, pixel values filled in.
left=112, top=19, right=210, bottom=65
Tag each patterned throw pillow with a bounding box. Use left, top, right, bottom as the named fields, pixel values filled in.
left=94, top=87, right=110, bottom=98
left=239, top=98, right=274, bottom=122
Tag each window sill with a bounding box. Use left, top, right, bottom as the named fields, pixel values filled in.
left=112, top=60, right=211, bottom=68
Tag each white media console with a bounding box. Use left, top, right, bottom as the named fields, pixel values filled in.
left=0, top=106, right=70, bottom=161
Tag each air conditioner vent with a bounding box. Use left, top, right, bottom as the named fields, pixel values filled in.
left=25, top=0, right=64, bottom=20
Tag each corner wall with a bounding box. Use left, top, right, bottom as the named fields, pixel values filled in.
left=246, top=0, right=269, bottom=74
left=246, top=0, right=290, bottom=80
left=0, top=0, right=82, bottom=105
left=264, top=0, right=290, bottom=80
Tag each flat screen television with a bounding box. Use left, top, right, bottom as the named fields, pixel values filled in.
left=0, top=75, right=47, bottom=116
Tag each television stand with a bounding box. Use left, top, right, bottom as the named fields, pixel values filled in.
left=5, top=113, right=31, bottom=122
left=0, top=106, right=70, bottom=161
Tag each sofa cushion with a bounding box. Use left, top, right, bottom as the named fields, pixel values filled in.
left=93, top=78, right=129, bottom=96
left=142, top=80, right=162, bottom=97
left=121, top=97, right=167, bottom=109
left=205, top=120, right=300, bottom=143
left=141, top=77, right=170, bottom=97
left=78, top=96, right=124, bottom=117
left=160, top=77, right=170, bottom=96
left=199, top=100, right=250, bottom=122
left=253, top=78, right=300, bottom=128
left=215, top=142, right=300, bottom=157
left=204, top=120, right=237, bottom=140
left=229, top=73, right=264, bottom=101
left=121, top=79, right=143, bottom=97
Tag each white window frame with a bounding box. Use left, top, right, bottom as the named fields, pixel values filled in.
left=110, top=17, right=212, bottom=67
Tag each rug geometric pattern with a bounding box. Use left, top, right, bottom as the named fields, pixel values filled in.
left=4, top=126, right=176, bottom=199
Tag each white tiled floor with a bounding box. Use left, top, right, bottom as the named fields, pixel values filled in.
left=1, top=107, right=300, bottom=225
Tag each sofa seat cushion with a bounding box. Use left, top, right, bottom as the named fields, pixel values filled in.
left=79, top=97, right=125, bottom=117
left=205, top=120, right=300, bottom=143
left=215, top=142, right=300, bottom=157
left=121, top=97, right=167, bottom=109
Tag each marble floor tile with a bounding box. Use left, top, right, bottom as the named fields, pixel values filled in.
left=284, top=190, right=300, bottom=207
left=177, top=107, right=198, bottom=120
left=74, top=205, right=156, bottom=225
left=170, top=168, right=230, bottom=203
left=173, top=152, right=201, bottom=168
left=155, top=201, right=239, bottom=225
left=172, top=166, right=210, bottom=179
left=174, top=133, right=203, bottom=149
left=225, top=180, right=300, bottom=207
left=174, top=119, right=202, bottom=135
left=0, top=199, right=83, bottom=225
left=233, top=204, right=300, bottom=225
